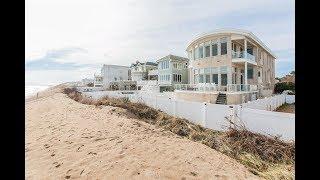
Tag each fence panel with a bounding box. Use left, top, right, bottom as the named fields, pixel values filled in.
left=175, top=100, right=204, bottom=125
left=205, top=104, right=231, bottom=131
left=240, top=108, right=295, bottom=141
left=286, top=95, right=295, bottom=104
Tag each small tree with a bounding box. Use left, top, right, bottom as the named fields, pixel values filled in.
left=87, top=82, right=94, bottom=87
left=274, top=82, right=295, bottom=94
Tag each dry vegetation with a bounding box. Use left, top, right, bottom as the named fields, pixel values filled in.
left=276, top=103, right=295, bottom=114
left=63, top=87, right=295, bottom=179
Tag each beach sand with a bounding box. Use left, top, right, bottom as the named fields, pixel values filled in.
left=25, top=88, right=259, bottom=179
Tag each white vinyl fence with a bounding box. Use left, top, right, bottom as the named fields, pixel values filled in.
left=242, top=94, right=295, bottom=111
left=82, top=90, right=295, bottom=141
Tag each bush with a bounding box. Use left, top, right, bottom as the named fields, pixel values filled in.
left=274, top=82, right=295, bottom=94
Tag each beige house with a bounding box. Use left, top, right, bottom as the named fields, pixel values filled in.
left=176, top=29, right=276, bottom=104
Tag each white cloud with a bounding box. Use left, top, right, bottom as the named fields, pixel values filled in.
left=26, top=0, right=294, bottom=84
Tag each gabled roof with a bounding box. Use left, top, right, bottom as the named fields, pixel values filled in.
left=156, top=54, right=189, bottom=63
left=186, top=28, right=277, bottom=59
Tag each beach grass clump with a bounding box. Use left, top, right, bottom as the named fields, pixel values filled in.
left=63, top=87, right=295, bottom=179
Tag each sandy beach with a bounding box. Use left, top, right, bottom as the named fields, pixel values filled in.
left=25, top=87, right=258, bottom=179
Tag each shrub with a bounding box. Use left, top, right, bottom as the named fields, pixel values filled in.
left=274, top=82, right=295, bottom=94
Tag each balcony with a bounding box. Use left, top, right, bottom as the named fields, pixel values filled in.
left=231, top=51, right=256, bottom=65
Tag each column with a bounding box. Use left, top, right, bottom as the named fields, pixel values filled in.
left=218, top=73, right=221, bottom=86
left=244, top=39, right=247, bottom=59
left=245, top=62, right=248, bottom=85
left=217, top=39, right=221, bottom=55
left=227, top=67, right=232, bottom=85
left=210, top=42, right=212, bottom=57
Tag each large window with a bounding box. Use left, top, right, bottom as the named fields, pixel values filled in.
left=205, top=45, right=210, bottom=57
left=212, top=44, right=218, bottom=56
left=199, top=74, right=204, bottom=83
left=194, top=74, right=199, bottom=84
left=248, top=67, right=253, bottom=79
left=221, top=74, right=228, bottom=86
left=173, top=74, right=182, bottom=82
left=205, top=75, right=210, bottom=83
left=195, top=47, right=199, bottom=59
left=199, top=46, right=204, bottom=58
left=212, top=74, right=218, bottom=84
left=221, top=42, right=227, bottom=55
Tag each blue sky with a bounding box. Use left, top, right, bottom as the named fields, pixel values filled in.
left=26, top=0, right=294, bottom=85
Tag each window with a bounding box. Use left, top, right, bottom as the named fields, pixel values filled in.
left=221, top=42, right=227, bottom=55
left=199, top=75, right=204, bottom=83
left=199, top=46, right=204, bottom=58
left=258, top=71, right=261, bottom=77
left=212, top=44, right=218, bottom=56
left=195, top=47, right=199, bottom=59
left=221, top=74, right=228, bottom=86
left=194, top=75, right=199, bottom=84
left=205, top=45, right=210, bottom=57
left=212, top=74, right=218, bottom=84
left=248, top=67, right=253, bottom=79
left=205, top=75, right=210, bottom=83
left=173, top=74, right=181, bottom=82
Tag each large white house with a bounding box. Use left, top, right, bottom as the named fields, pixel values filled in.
left=101, top=65, right=130, bottom=89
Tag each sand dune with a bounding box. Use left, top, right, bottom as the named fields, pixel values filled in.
left=25, top=90, right=259, bottom=179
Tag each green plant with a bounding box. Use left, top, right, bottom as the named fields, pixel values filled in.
left=274, top=82, right=295, bottom=94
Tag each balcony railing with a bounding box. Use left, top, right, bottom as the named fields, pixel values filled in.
left=231, top=51, right=255, bottom=63
left=174, top=83, right=217, bottom=92
left=174, top=83, right=258, bottom=92
left=227, top=84, right=258, bottom=92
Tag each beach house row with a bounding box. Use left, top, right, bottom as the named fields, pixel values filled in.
left=90, top=29, right=276, bottom=104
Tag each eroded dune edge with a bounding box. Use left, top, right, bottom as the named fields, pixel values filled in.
left=25, top=85, right=294, bottom=179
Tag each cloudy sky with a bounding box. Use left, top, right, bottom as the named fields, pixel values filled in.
left=26, top=0, right=294, bottom=85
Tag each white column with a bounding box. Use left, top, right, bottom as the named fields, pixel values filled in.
left=244, top=39, right=247, bottom=59
left=217, top=39, right=221, bottom=55
left=210, top=42, right=212, bottom=57
left=245, top=62, right=248, bottom=85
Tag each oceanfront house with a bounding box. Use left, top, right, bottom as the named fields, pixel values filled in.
left=156, top=54, right=189, bottom=92
left=101, top=65, right=131, bottom=89
left=175, top=29, right=276, bottom=104
left=130, top=61, right=158, bottom=81
left=93, top=74, right=103, bottom=87
left=81, top=78, right=94, bottom=86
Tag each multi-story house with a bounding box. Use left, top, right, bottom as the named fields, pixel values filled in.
left=175, top=29, right=276, bottom=104
left=156, top=54, right=189, bottom=92
left=101, top=65, right=130, bottom=89
left=130, top=61, right=158, bottom=81
left=93, top=74, right=103, bottom=87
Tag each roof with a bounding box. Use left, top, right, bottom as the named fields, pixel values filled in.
left=102, top=64, right=129, bottom=68
left=156, top=54, right=189, bottom=63
left=186, top=28, right=276, bottom=59
left=130, top=61, right=158, bottom=67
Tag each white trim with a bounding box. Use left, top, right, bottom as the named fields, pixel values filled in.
left=186, top=28, right=277, bottom=59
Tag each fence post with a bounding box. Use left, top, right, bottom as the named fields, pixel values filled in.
left=202, top=102, right=207, bottom=127
left=155, top=95, right=158, bottom=109
left=173, top=98, right=177, bottom=118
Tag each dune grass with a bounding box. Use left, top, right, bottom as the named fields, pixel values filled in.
left=63, top=88, right=295, bottom=179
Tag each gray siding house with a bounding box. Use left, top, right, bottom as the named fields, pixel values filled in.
left=156, top=54, right=189, bottom=92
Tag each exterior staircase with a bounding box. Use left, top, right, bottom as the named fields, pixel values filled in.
left=216, top=93, right=227, bottom=104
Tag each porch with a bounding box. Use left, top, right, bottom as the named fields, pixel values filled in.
left=174, top=83, right=258, bottom=92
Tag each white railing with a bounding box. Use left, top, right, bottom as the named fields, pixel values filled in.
left=82, top=91, right=295, bottom=141
left=226, top=84, right=258, bottom=92
left=231, top=50, right=255, bottom=63
left=242, top=94, right=295, bottom=111
left=174, top=83, right=217, bottom=92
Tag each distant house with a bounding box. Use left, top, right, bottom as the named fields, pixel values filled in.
left=130, top=61, right=158, bottom=81
left=81, top=78, right=94, bottom=86
left=280, top=74, right=295, bottom=83
left=100, top=65, right=130, bottom=89
left=93, top=74, right=103, bottom=87
left=156, top=54, right=189, bottom=92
